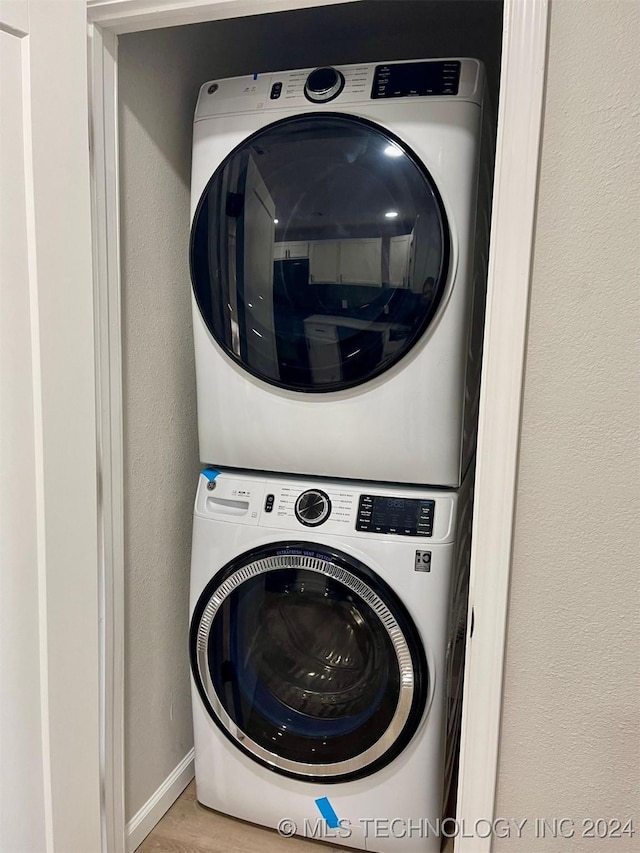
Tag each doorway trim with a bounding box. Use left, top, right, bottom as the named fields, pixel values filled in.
left=453, top=2, right=549, bottom=850
left=87, top=1, right=549, bottom=850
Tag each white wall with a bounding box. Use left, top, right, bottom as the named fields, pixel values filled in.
left=118, top=0, right=503, bottom=823
left=495, top=1, right=640, bottom=848
left=118, top=40, right=202, bottom=826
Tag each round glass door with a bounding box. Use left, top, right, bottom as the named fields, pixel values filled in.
left=189, top=543, right=429, bottom=782
left=190, top=114, right=449, bottom=392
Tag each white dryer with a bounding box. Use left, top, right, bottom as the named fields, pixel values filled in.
left=190, top=58, right=490, bottom=487
left=189, top=468, right=473, bottom=852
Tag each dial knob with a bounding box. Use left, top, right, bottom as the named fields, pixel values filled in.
left=304, top=67, right=345, bottom=103
left=295, top=489, right=332, bottom=527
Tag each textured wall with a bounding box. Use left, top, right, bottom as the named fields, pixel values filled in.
left=494, top=1, right=640, bottom=849
left=119, top=40, right=202, bottom=823
left=118, top=0, right=503, bottom=822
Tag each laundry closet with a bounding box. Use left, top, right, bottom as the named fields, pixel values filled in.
left=117, top=2, right=503, bottom=848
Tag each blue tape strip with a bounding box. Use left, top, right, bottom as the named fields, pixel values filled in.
left=201, top=468, right=220, bottom=482
left=315, top=797, right=340, bottom=830
left=253, top=72, right=258, bottom=80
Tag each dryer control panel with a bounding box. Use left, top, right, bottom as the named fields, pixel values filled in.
left=193, top=57, right=482, bottom=120
left=372, top=61, right=461, bottom=99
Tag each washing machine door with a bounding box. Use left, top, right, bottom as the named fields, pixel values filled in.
left=190, top=543, right=429, bottom=783
left=190, top=113, right=449, bottom=392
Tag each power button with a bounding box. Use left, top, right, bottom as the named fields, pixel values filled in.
left=265, top=494, right=275, bottom=513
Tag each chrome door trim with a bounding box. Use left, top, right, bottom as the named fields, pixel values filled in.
left=193, top=552, right=417, bottom=778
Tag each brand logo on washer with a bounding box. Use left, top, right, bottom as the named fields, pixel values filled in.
left=414, top=551, right=432, bottom=572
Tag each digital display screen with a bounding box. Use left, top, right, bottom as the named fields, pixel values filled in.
left=372, top=61, right=461, bottom=99
left=356, top=494, right=434, bottom=536
left=373, top=498, right=417, bottom=528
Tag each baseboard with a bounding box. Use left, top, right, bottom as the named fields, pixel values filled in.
left=125, top=748, right=195, bottom=852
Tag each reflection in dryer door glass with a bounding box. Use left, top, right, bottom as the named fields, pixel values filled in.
left=191, top=115, right=449, bottom=392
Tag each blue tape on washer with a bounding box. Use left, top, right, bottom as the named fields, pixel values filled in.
left=315, top=797, right=340, bottom=829
left=201, top=468, right=220, bottom=482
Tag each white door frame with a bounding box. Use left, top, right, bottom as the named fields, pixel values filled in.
left=1, top=2, right=102, bottom=851
left=87, top=2, right=549, bottom=851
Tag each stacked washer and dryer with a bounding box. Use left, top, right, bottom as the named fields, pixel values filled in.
left=187, top=58, right=491, bottom=852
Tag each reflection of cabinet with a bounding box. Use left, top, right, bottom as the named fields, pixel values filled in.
left=304, top=314, right=412, bottom=384
left=309, top=241, right=340, bottom=282
left=276, top=236, right=415, bottom=285
left=389, top=234, right=413, bottom=286
left=309, top=238, right=383, bottom=285
left=303, top=317, right=341, bottom=384
left=273, top=241, right=309, bottom=260
left=340, top=239, right=382, bottom=285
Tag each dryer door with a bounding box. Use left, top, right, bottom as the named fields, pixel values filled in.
left=190, top=543, right=429, bottom=783
left=190, top=113, right=449, bottom=392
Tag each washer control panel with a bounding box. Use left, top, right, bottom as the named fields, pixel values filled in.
left=356, top=494, right=435, bottom=537
left=195, top=472, right=455, bottom=542
left=276, top=483, right=353, bottom=527
left=294, top=489, right=332, bottom=526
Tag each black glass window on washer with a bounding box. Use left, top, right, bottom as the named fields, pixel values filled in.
left=190, top=545, right=429, bottom=782
left=213, top=568, right=398, bottom=763
left=190, top=114, right=449, bottom=392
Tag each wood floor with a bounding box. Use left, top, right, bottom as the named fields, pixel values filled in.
left=137, top=781, right=352, bottom=853
left=138, top=781, right=453, bottom=853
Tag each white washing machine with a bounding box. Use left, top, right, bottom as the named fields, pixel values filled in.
left=189, top=58, right=492, bottom=488
left=189, top=468, right=473, bottom=852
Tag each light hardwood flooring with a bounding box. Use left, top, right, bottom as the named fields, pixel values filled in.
left=138, top=781, right=453, bottom=853
left=137, top=781, right=352, bottom=853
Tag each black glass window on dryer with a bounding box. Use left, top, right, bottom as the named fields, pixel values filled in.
left=190, top=114, right=449, bottom=392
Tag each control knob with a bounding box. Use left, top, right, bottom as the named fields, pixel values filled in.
left=295, top=489, right=332, bottom=527
left=304, top=67, right=345, bottom=103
